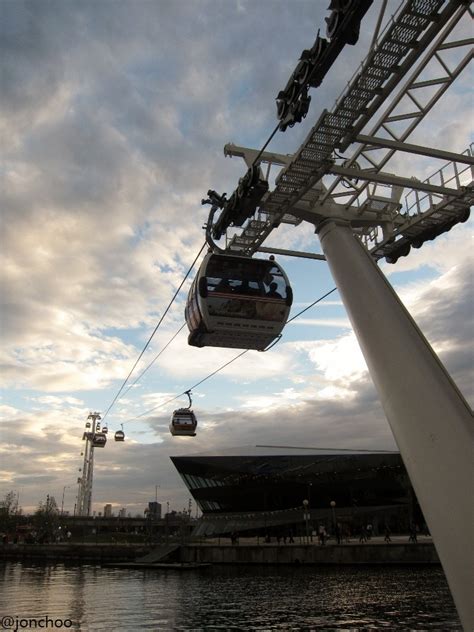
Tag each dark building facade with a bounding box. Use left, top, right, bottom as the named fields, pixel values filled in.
left=171, top=453, right=422, bottom=536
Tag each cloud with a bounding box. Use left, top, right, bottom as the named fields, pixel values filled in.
left=288, top=317, right=351, bottom=329
left=0, top=0, right=471, bottom=516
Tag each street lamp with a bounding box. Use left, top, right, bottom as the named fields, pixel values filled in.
left=330, top=500, right=337, bottom=541
left=303, top=499, right=310, bottom=544
left=61, top=486, right=71, bottom=516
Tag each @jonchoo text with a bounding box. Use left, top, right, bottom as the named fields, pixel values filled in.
left=1, top=616, right=74, bottom=631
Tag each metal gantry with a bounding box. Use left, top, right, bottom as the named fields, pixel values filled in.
left=223, top=0, right=472, bottom=259
left=204, top=1, right=473, bottom=628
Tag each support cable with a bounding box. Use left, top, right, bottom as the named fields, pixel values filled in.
left=99, top=0, right=362, bottom=423
left=122, top=286, right=338, bottom=425
left=101, top=241, right=207, bottom=423
left=129, top=349, right=250, bottom=422
left=119, top=323, right=187, bottom=402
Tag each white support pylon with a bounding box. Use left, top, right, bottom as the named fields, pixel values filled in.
left=317, top=219, right=473, bottom=632
left=77, top=412, right=101, bottom=516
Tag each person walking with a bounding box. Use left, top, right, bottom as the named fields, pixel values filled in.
left=318, top=524, right=326, bottom=546
left=409, top=524, right=418, bottom=543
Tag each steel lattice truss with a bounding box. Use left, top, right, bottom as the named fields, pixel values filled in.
left=222, top=0, right=473, bottom=263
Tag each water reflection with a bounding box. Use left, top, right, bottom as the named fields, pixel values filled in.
left=0, top=563, right=461, bottom=630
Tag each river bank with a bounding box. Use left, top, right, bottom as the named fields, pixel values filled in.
left=0, top=535, right=439, bottom=565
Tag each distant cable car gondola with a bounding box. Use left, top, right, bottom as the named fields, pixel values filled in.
left=115, top=425, right=125, bottom=442
left=102, top=426, right=108, bottom=434
left=85, top=422, right=91, bottom=429
left=92, top=433, right=107, bottom=448
left=170, top=390, right=197, bottom=437
left=185, top=253, right=292, bottom=350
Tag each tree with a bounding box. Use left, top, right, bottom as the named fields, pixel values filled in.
left=34, top=494, right=60, bottom=542
left=0, top=491, right=21, bottom=534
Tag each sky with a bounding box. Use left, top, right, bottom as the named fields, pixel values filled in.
left=1, top=0, right=472, bottom=517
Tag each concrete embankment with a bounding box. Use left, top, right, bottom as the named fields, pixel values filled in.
left=1, top=539, right=439, bottom=566
left=180, top=542, right=439, bottom=565
left=0, top=543, right=154, bottom=563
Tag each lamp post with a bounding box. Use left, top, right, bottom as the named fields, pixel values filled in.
left=303, top=499, right=310, bottom=544
left=330, top=501, right=337, bottom=542
left=61, top=486, right=71, bottom=516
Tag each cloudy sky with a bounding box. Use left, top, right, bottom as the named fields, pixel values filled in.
left=1, top=0, right=472, bottom=516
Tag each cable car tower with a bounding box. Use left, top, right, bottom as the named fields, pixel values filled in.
left=198, top=1, right=473, bottom=628
left=76, top=412, right=106, bottom=516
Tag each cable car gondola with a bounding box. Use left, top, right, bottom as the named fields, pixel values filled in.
left=115, top=425, right=125, bottom=442
left=92, top=433, right=107, bottom=448
left=102, top=426, right=108, bottom=434
left=170, top=390, right=197, bottom=437
left=185, top=253, right=293, bottom=351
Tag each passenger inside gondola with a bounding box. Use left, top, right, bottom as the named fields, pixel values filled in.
left=206, top=261, right=287, bottom=319
left=235, top=280, right=261, bottom=296
left=214, top=278, right=231, bottom=293
left=266, top=282, right=282, bottom=299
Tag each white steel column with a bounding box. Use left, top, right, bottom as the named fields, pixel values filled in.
left=317, top=219, right=473, bottom=631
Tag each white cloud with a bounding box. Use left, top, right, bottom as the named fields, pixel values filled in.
left=295, top=335, right=369, bottom=383
left=0, top=0, right=471, bottom=515
left=288, top=317, right=351, bottom=329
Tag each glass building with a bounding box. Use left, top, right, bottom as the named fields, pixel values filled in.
left=171, top=452, right=422, bottom=536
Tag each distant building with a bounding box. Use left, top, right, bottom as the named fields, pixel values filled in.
left=147, top=501, right=162, bottom=520
left=103, top=504, right=113, bottom=517
left=118, top=508, right=127, bottom=518
left=171, top=452, right=424, bottom=536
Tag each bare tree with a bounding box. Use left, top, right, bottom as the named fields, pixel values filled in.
left=34, top=494, right=59, bottom=543
left=0, top=491, right=21, bottom=535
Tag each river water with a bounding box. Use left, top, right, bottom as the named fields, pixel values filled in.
left=0, top=562, right=461, bottom=631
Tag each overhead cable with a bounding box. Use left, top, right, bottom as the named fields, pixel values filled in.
left=119, top=323, right=187, bottom=402
left=122, top=286, right=338, bottom=426
left=101, top=241, right=207, bottom=422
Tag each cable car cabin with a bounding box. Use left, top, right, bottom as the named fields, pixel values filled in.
left=114, top=430, right=125, bottom=442
left=92, top=433, right=107, bottom=448
left=170, top=409, right=197, bottom=437
left=185, top=253, right=293, bottom=350
left=102, top=426, right=108, bottom=434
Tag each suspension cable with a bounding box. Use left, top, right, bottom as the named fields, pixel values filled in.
left=119, top=323, right=187, bottom=402
left=121, top=286, right=338, bottom=426
left=101, top=241, right=207, bottom=423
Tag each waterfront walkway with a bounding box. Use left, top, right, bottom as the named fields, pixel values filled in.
left=195, top=534, right=433, bottom=546
left=1, top=535, right=437, bottom=565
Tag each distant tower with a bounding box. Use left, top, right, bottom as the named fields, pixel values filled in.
left=76, top=412, right=104, bottom=516
left=104, top=504, right=113, bottom=518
